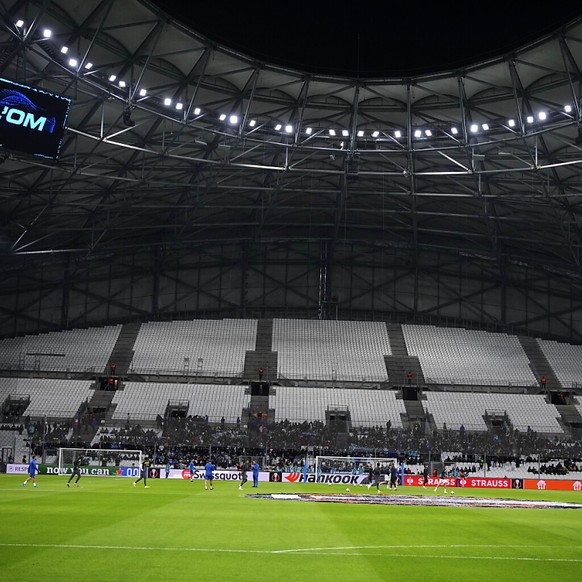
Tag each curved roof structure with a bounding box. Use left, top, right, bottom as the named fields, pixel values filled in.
left=2, top=0, right=582, bottom=341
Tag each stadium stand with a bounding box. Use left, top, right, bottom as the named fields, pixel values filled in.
left=537, top=339, right=582, bottom=389
left=402, top=325, right=538, bottom=386
left=273, top=319, right=392, bottom=382
left=270, top=386, right=406, bottom=428
left=424, top=391, right=564, bottom=434
left=130, top=319, right=257, bottom=376
left=0, top=326, right=122, bottom=373
left=0, top=378, right=94, bottom=419
left=110, top=382, right=250, bottom=423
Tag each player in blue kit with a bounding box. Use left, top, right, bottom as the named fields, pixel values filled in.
left=23, top=455, right=39, bottom=488
left=204, top=459, right=215, bottom=490
left=188, top=459, right=195, bottom=482
left=252, top=460, right=259, bottom=487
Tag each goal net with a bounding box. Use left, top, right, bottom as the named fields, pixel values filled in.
left=57, top=448, right=143, bottom=477
left=315, top=455, right=399, bottom=484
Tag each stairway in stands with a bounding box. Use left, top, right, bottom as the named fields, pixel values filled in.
left=107, top=322, right=142, bottom=375
left=384, top=323, right=425, bottom=386
left=518, top=335, right=559, bottom=390
left=243, top=319, right=278, bottom=382
left=85, top=322, right=142, bottom=427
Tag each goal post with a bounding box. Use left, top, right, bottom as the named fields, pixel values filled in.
left=57, top=448, right=143, bottom=477
left=314, top=455, right=400, bottom=484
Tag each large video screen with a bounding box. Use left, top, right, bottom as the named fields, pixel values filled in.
left=0, top=77, right=71, bottom=160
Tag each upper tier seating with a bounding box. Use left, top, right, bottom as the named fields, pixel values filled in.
left=424, top=391, right=564, bottom=434
left=130, top=319, right=257, bottom=376
left=270, top=386, right=405, bottom=427
left=402, top=325, right=537, bottom=386
left=0, top=326, right=121, bottom=373
left=537, top=339, right=582, bottom=389
left=110, top=382, right=250, bottom=422
left=273, top=319, right=391, bottom=382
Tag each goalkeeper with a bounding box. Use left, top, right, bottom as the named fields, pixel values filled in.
left=67, top=456, right=83, bottom=487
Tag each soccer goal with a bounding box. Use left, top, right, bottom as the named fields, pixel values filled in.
left=315, top=455, right=399, bottom=480
left=57, top=448, right=143, bottom=477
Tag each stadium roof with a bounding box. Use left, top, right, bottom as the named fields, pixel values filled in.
left=2, top=0, right=582, bottom=337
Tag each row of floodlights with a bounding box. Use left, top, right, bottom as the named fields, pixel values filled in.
left=17, top=21, right=577, bottom=139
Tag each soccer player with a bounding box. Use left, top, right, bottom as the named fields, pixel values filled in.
left=366, top=465, right=374, bottom=490
left=188, top=459, right=195, bottom=482
left=252, top=460, right=259, bottom=488
left=422, top=465, right=429, bottom=488
left=238, top=460, right=248, bottom=490
left=372, top=463, right=382, bottom=492
left=133, top=457, right=150, bottom=488
left=434, top=467, right=448, bottom=494
left=389, top=463, right=399, bottom=491
left=204, top=459, right=215, bottom=490
left=23, top=455, right=39, bottom=488
left=67, top=455, right=83, bottom=487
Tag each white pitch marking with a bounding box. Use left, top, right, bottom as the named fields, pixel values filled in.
left=0, top=542, right=581, bottom=562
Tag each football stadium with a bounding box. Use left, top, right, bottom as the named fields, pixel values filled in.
left=2, top=1, right=582, bottom=580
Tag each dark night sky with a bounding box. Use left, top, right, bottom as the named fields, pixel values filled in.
left=153, top=1, right=582, bottom=76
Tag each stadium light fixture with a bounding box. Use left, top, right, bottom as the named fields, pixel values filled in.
left=394, top=130, right=402, bottom=138
left=481, top=123, right=489, bottom=131
left=61, top=46, right=69, bottom=54
left=451, top=127, right=459, bottom=135
left=305, top=127, right=313, bottom=135
left=42, top=28, right=52, bottom=39
left=342, top=129, right=349, bottom=137
left=526, top=115, right=534, bottom=123
left=414, top=129, right=422, bottom=138
left=229, top=114, right=238, bottom=124
left=219, top=113, right=227, bottom=121
left=15, top=19, right=24, bottom=28
left=470, top=124, right=479, bottom=133
left=508, top=119, right=516, bottom=127
left=424, top=129, right=432, bottom=137
left=84, top=62, right=93, bottom=70
left=109, top=74, right=117, bottom=82
left=118, top=80, right=126, bottom=88
left=248, top=119, right=256, bottom=127
left=68, top=58, right=78, bottom=68
left=537, top=111, right=547, bottom=121
left=357, top=130, right=364, bottom=137
left=564, top=105, right=572, bottom=113
left=194, top=107, right=201, bottom=115
left=371, top=131, right=379, bottom=138
left=164, top=98, right=172, bottom=106
left=274, top=124, right=282, bottom=131
left=285, top=124, right=293, bottom=133
left=329, top=129, right=336, bottom=136
left=176, top=103, right=184, bottom=111
left=139, top=88, right=147, bottom=97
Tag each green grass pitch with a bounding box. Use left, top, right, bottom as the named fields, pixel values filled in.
left=1, top=474, right=581, bottom=581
